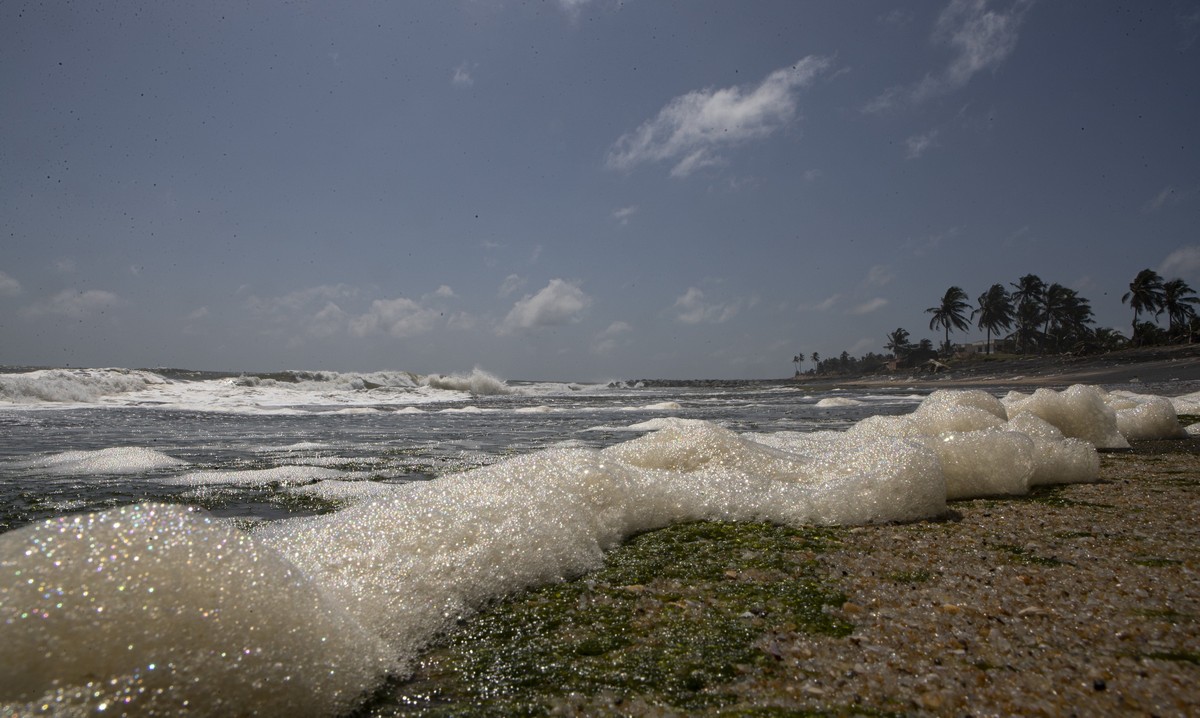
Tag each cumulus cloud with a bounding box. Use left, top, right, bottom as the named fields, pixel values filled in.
left=0, top=270, right=22, bottom=296
left=499, top=279, right=591, bottom=334
left=350, top=297, right=441, bottom=338
left=850, top=297, right=889, bottom=315
left=671, top=287, right=743, bottom=324
left=1160, top=245, right=1200, bottom=279
left=245, top=284, right=463, bottom=342
left=866, top=0, right=1033, bottom=112
left=607, top=55, right=832, bottom=177
left=247, top=284, right=357, bottom=318
left=21, top=289, right=122, bottom=319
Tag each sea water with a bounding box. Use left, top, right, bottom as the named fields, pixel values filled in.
left=1, top=367, right=1197, bottom=715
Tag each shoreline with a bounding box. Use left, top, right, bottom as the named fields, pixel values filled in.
left=626, top=345, right=1200, bottom=394
left=384, top=438, right=1200, bottom=717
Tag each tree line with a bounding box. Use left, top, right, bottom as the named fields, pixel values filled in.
left=793, top=268, right=1199, bottom=376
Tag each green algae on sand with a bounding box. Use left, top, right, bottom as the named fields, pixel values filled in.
left=365, top=521, right=854, bottom=717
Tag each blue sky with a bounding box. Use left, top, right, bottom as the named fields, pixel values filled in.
left=2, top=1, right=1199, bottom=380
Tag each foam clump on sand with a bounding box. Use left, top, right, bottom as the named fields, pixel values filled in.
left=1104, top=390, right=1188, bottom=440
left=1001, top=385, right=1129, bottom=449
left=0, top=504, right=392, bottom=716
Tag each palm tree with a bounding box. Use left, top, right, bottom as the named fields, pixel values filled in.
left=792, top=354, right=804, bottom=374
left=1010, top=274, right=1046, bottom=354
left=973, top=284, right=1014, bottom=355
left=884, top=327, right=911, bottom=358
left=1161, top=278, right=1199, bottom=342
left=1092, top=327, right=1127, bottom=352
left=1040, top=283, right=1071, bottom=351
left=926, top=286, right=972, bottom=355
left=1044, top=286, right=1094, bottom=352
left=1121, top=269, right=1165, bottom=345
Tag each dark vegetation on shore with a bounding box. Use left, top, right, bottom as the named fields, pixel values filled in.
left=785, top=269, right=1199, bottom=383
left=630, top=343, right=1200, bottom=389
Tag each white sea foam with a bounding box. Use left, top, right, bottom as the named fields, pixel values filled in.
left=1002, top=385, right=1130, bottom=449
left=1104, top=390, right=1187, bottom=440
left=0, top=384, right=1189, bottom=715
left=814, top=397, right=865, bottom=407
left=10, top=447, right=185, bottom=475
left=166, top=465, right=355, bottom=487
left=287, top=479, right=407, bottom=502
left=0, top=504, right=392, bottom=715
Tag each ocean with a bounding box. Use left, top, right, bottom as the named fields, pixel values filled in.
left=1, top=366, right=1197, bottom=715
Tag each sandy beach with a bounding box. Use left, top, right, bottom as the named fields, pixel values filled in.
left=383, top=353, right=1200, bottom=718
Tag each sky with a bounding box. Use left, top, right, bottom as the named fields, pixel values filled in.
left=2, top=0, right=1199, bottom=381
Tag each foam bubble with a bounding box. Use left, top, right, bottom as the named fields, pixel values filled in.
left=1002, top=385, right=1130, bottom=449
left=11, top=447, right=185, bottom=475
left=1105, top=391, right=1187, bottom=440
left=166, top=465, right=354, bottom=487
left=814, top=397, right=864, bottom=407
left=0, top=504, right=392, bottom=715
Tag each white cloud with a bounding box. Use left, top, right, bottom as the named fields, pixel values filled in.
left=452, top=62, right=474, bottom=88
left=592, top=320, right=632, bottom=353
left=350, top=297, right=440, bottom=338
left=432, top=285, right=456, bottom=298
left=21, top=289, right=121, bottom=319
left=53, top=258, right=77, bottom=274
left=607, top=55, right=832, bottom=177
left=905, top=129, right=940, bottom=159
left=0, top=270, right=22, bottom=296
left=866, top=264, right=895, bottom=287
left=499, top=274, right=526, bottom=298
left=866, top=0, right=1032, bottom=112
left=1143, top=185, right=1198, bottom=213
left=798, top=294, right=840, bottom=312
left=850, top=297, right=889, bottom=315
left=499, top=279, right=591, bottom=334
left=1160, top=245, right=1200, bottom=279
left=671, top=287, right=741, bottom=324
left=309, top=302, right=350, bottom=338
left=903, top=225, right=962, bottom=256
left=247, top=284, right=357, bottom=318
left=612, top=205, right=639, bottom=224
left=186, top=306, right=210, bottom=320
